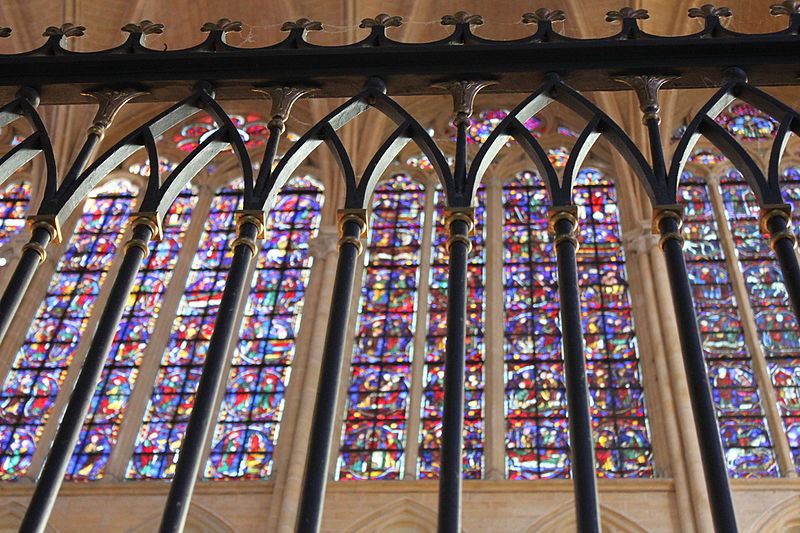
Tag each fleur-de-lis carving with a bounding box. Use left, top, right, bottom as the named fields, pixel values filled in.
left=0, top=27, right=11, bottom=38
left=200, top=18, right=243, bottom=33
left=688, top=4, right=732, bottom=18
left=522, top=8, right=567, bottom=23
left=441, top=11, right=484, bottom=26
left=771, top=0, right=800, bottom=15
left=43, top=23, right=85, bottom=37
left=121, top=20, right=165, bottom=35
left=359, top=14, right=403, bottom=28
left=281, top=18, right=323, bottom=31
left=605, top=7, right=650, bottom=22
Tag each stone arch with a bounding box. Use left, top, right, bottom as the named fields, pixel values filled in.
left=749, top=494, right=800, bottom=533
left=344, top=498, right=438, bottom=533
left=525, top=501, right=648, bottom=533
left=128, top=504, right=236, bottom=533
left=0, top=501, right=59, bottom=533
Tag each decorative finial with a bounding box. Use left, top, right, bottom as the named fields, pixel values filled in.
left=522, top=8, right=567, bottom=23
left=771, top=1, right=800, bottom=15
left=615, top=75, right=677, bottom=124
left=441, top=11, right=484, bottom=26
left=0, top=27, right=10, bottom=38
left=605, top=7, right=650, bottom=22
left=121, top=20, right=165, bottom=35
left=252, top=86, right=316, bottom=134
left=688, top=5, right=732, bottom=18
left=82, top=88, right=147, bottom=140
left=433, top=80, right=496, bottom=125
left=43, top=23, right=85, bottom=37
left=281, top=18, right=323, bottom=31
left=200, top=18, right=243, bottom=33
left=360, top=14, right=403, bottom=28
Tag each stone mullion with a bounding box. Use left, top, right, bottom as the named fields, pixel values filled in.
left=482, top=178, right=505, bottom=480
left=649, top=246, right=715, bottom=531
left=102, top=184, right=215, bottom=481
left=268, top=225, right=338, bottom=533
left=625, top=223, right=698, bottom=533
left=707, top=178, right=796, bottom=477
left=404, top=186, right=435, bottom=479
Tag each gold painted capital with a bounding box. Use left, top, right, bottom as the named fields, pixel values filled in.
left=131, top=212, right=163, bottom=240
left=444, top=207, right=475, bottom=236
left=758, top=203, right=792, bottom=234
left=547, top=206, right=579, bottom=235
left=652, top=205, right=684, bottom=234
left=235, top=210, right=268, bottom=239
left=337, top=209, right=368, bottom=238
left=27, top=214, right=62, bottom=243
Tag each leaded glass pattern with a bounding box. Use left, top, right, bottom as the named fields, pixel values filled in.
left=503, top=169, right=654, bottom=479
left=127, top=181, right=242, bottom=479
left=0, top=181, right=31, bottom=269
left=205, top=176, right=323, bottom=479
left=418, top=186, right=486, bottom=479
left=337, top=175, right=425, bottom=480
left=464, top=109, right=543, bottom=144
left=65, top=188, right=197, bottom=481
left=0, top=180, right=137, bottom=480
left=721, top=169, right=800, bottom=472
left=714, top=103, right=778, bottom=142
left=679, top=171, right=778, bottom=477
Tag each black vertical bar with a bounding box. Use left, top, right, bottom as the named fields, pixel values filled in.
left=159, top=221, right=258, bottom=533
left=553, top=215, right=600, bottom=533
left=767, top=215, right=800, bottom=319
left=295, top=218, right=363, bottom=533
left=659, top=216, right=739, bottom=533
left=0, top=226, right=52, bottom=342
left=437, top=218, right=469, bottom=533
left=19, top=223, right=153, bottom=533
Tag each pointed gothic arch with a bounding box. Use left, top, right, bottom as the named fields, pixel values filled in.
left=525, top=501, right=648, bottom=533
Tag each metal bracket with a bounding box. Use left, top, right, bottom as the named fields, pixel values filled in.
left=27, top=214, right=62, bottom=244
left=235, top=209, right=268, bottom=239
left=131, top=212, right=163, bottom=240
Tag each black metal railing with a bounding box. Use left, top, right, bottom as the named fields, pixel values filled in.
left=1, top=4, right=800, bottom=533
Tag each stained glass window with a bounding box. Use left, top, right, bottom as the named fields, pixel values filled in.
left=128, top=176, right=322, bottom=479
left=503, top=169, right=653, bottom=479
left=128, top=157, right=176, bottom=177
left=464, top=109, right=544, bottom=145
left=127, top=180, right=243, bottom=479
left=715, top=103, right=778, bottom=142
left=65, top=188, right=197, bottom=481
left=557, top=126, right=579, bottom=138
left=0, top=179, right=138, bottom=480
left=721, top=169, right=800, bottom=472
left=547, top=148, right=569, bottom=168
left=206, top=176, right=323, bottom=479
left=0, top=181, right=31, bottom=268
left=337, top=175, right=425, bottom=480
left=679, top=171, right=778, bottom=476
left=689, top=149, right=726, bottom=165
left=173, top=114, right=271, bottom=153
left=406, top=154, right=455, bottom=171
left=418, top=186, right=486, bottom=479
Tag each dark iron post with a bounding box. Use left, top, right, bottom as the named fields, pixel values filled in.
left=655, top=209, right=738, bottom=532
left=617, top=74, right=739, bottom=533
left=159, top=86, right=310, bottom=533
left=549, top=207, right=601, bottom=533
left=295, top=210, right=367, bottom=533
left=760, top=205, right=800, bottom=318
left=435, top=77, right=492, bottom=533
left=438, top=208, right=472, bottom=533
left=0, top=220, right=58, bottom=341
left=0, top=88, right=143, bottom=345
left=19, top=217, right=157, bottom=533
left=159, top=216, right=261, bottom=533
